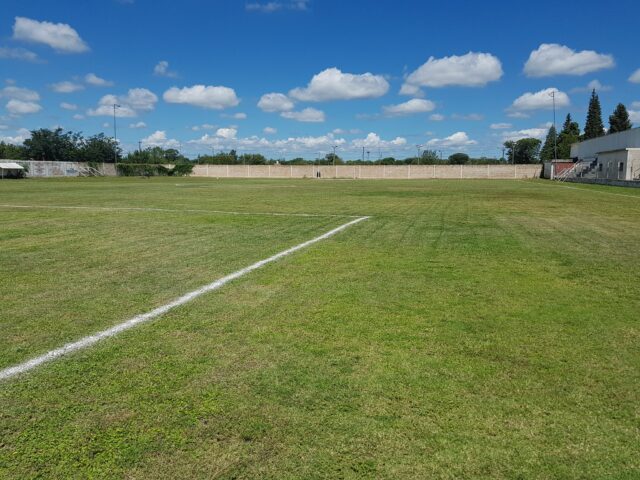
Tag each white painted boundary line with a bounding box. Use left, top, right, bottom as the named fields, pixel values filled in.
left=0, top=216, right=369, bottom=381
left=518, top=180, right=640, bottom=200
left=0, top=204, right=362, bottom=218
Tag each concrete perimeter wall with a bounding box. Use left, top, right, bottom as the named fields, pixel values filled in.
left=9, top=161, right=542, bottom=180
left=10, top=160, right=116, bottom=177
left=192, top=164, right=542, bottom=180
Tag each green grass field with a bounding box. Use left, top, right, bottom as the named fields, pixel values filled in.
left=1, top=177, right=639, bottom=478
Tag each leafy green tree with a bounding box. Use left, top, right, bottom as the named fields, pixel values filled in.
left=0, top=141, right=27, bottom=159
left=557, top=114, right=580, bottom=159
left=503, top=138, right=542, bottom=164
left=79, top=133, right=121, bottom=163
left=23, top=128, right=83, bottom=161
left=325, top=153, right=343, bottom=165
left=583, top=89, right=605, bottom=139
left=608, top=103, right=633, bottom=133
left=448, top=152, right=470, bottom=164
left=540, top=125, right=558, bottom=161
left=420, top=150, right=439, bottom=164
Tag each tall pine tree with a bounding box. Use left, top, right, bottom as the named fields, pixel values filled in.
left=583, top=89, right=605, bottom=139
left=540, top=125, right=558, bottom=161
left=557, top=114, right=580, bottom=159
left=608, top=103, right=633, bottom=133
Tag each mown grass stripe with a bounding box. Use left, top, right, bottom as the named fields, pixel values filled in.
left=0, top=216, right=369, bottom=382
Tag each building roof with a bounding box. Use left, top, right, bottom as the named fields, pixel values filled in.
left=0, top=162, right=25, bottom=170
left=571, top=127, right=640, bottom=159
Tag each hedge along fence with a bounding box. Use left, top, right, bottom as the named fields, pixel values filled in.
left=116, top=163, right=194, bottom=177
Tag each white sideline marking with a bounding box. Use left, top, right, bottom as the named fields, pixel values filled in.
left=0, top=204, right=361, bottom=218
left=518, top=180, right=640, bottom=200
left=0, top=216, right=369, bottom=381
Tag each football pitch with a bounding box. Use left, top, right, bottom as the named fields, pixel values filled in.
left=1, top=177, right=639, bottom=478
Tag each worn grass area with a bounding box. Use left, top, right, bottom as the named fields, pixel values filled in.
left=0, top=177, right=639, bottom=478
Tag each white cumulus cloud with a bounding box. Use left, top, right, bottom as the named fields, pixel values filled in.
left=12, top=16, right=89, bottom=53
left=129, top=121, right=147, bottom=129
left=429, top=114, right=445, bottom=121
left=490, top=123, right=512, bottom=130
left=6, top=99, right=42, bottom=115
left=501, top=123, right=552, bottom=142
left=510, top=87, right=570, bottom=111
left=263, top=127, right=277, bottom=135
left=402, top=52, right=503, bottom=91
left=0, top=127, right=31, bottom=145
left=570, top=79, right=612, bottom=93
left=0, top=47, right=39, bottom=62
left=88, top=88, right=158, bottom=117
left=0, top=86, right=40, bottom=102
left=142, top=130, right=179, bottom=148
left=153, top=60, right=178, bottom=78
left=280, top=107, right=325, bottom=122
left=352, top=133, right=407, bottom=149
left=289, top=68, right=389, bottom=102
left=629, top=69, right=640, bottom=84
left=50, top=81, right=84, bottom=93
left=246, top=0, right=310, bottom=12
left=85, top=73, right=114, bottom=87
left=524, top=44, right=614, bottom=77
left=163, top=85, right=239, bottom=109
left=383, top=98, right=435, bottom=116
left=426, top=132, right=477, bottom=148
left=216, top=127, right=237, bottom=139
left=258, top=92, right=295, bottom=112
left=60, top=102, right=78, bottom=110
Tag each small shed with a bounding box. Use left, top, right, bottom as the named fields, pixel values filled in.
left=0, top=162, right=25, bottom=179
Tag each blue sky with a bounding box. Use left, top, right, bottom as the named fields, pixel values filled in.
left=1, top=0, right=639, bottom=159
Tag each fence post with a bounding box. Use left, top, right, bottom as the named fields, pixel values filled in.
left=487, top=164, right=490, bottom=178
left=408, top=164, right=411, bottom=179
left=460, top=164, right=463, bottom=179
left=383, top=165, right=386, bottom=179
left=514, top=165, right=517, bottom=178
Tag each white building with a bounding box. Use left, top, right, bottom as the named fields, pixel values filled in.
left=570, top=128, right=640, bottom=180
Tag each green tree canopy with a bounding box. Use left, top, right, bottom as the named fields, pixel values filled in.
left=608, top=103, right=633, bottom=133
left=583, top=89, right=605, bottom=140
left=540, top=125, right=558, bottom=161
left=0, top=141, right=27, bottom=160
left=503, top=138, right=542, bottom=164
left=448, top=152, right=470, bottom=164
left=557, top=114, right=580, bottom=159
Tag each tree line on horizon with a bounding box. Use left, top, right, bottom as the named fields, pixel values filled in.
left=533, top=90, right=634, bottom=163
left=1, top=90, right=634, bottom=166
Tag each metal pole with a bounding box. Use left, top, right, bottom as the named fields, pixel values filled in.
left=113, top=103, right=120, bottom=169
left=550, top=91, right=558, bottom=161
left=332, top=145, right=337, bottom=166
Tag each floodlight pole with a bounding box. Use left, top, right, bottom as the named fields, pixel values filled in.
left=113, top=103, right=120, bottom=169
left=549, top=91, right=558, bottom=161
left=332, top=145, right=338, bottom=166
left=416, top=144, right=422, bottom=164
